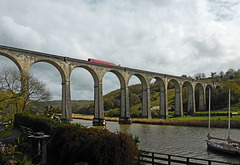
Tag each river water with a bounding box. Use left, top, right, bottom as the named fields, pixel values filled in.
left=73, top=119, right=240, bottom=164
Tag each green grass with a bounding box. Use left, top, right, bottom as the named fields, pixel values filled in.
left=169, top=115, right=240, bottom=121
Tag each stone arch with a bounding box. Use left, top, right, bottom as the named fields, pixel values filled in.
left=107, top=70, right=125, bottom=88
left=31, top=59, right=66, bottom=81
left=71, top=65, right=99, bottom=85
left=216, top=85, right=221, bottom=91
left=0, top=52, right=28, bottom=94
left=0, top=52, right=23, bottom=72
left=205, top=84, right=213, bottom=98
left=182, top=80, right=195, bottom=114
left=70, top=65, right=104, bottom=125
left=103, top=69, right=131, bottom=124
left=195, top=83, right=205, bottom=111
left=215, top=85, right=222, bottom=97
left=127, top=74, right=148, bottom=87
left=215, top=85, right=222, bottom=96
left=205, top=84, right=213, bottom=111
left=206, top=84, right=213, bottom=91
left=101, top=69, right=126, bottom=120
left=128, top=73, right=151, bottom=119
left=30, top=60, right=70, bottom=119
left=167, top=79, right=183, bottom=117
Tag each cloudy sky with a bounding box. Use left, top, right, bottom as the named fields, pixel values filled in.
left=0, top=0, right=240, bottom=100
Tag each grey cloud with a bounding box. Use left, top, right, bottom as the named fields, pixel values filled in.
left=0, top=16, right=43, bottom=50
left=1, top=0, right=240, bottom=99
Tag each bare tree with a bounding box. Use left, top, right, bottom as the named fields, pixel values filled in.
left=194, top=73, right=206, bottom=80
left=211, top=72, right=216, bottom=78
left=219, top=71, right=224, bottom=78
left=0, top=66, right=51, bottom=112
left=226, top=68, right=235, bottom=77
left=201, top=73, right=206, bottom=79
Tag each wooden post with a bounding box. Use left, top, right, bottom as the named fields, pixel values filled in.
left=152, top=152, right=154, bottom=164
left=168, top=155, right=171, bottom=165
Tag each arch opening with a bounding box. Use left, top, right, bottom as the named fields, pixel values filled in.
left=0, top=55, right=23, bottom=113
left=70, top=67, right=94, bottom=115
left=32, top=60, right=65, bottom=81
left=182, top=81, right=194, bottom=115
left=195, top=83, right=205, bottom=112
left=167, top=79, right=182, bottom=117
left=150, top=77, right=165, bottom=118
left=182, top=84, right=188, bottom=113
left=0, top=52, right=22, bottom=72
left=102, top=71, right=121, bottom=118
left=128, top=75, right=143, bottom=118
left=29, top=62, right=61, bottom=112
left=206, top=85, right=213, bottom=112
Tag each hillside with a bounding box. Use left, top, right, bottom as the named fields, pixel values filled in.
left=70, top=83, right=179, bottom=118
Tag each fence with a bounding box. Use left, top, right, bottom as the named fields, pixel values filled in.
left=137, top=150, right=239, bottom=165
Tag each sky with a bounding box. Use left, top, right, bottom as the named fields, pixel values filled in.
left=0, top=0, right=240, bottom=100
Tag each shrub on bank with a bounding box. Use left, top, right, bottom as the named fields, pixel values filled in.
left=14, top=112, right=139, bottom=165
left=14, top=111, right=52, bottom=134
left=104, top=108, right=119, bottom=117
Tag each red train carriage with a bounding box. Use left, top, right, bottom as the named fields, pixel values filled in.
left=88, top=58, right=121, bottom=67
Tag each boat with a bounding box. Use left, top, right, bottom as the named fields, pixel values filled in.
left=205, top=89, right=240, bottom=155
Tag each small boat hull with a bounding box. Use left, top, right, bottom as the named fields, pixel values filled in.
left=206, top=140, right=240, bottom=155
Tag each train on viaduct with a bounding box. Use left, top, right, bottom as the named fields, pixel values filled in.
left=0, top=45, right=220, bottom=126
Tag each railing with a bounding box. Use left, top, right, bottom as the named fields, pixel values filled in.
left=137, top=150, right=239, bottom=165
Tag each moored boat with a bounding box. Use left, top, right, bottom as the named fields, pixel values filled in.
left=206, top=133, right=240, bottom=155
left=205, top=89, right=240, bottom=155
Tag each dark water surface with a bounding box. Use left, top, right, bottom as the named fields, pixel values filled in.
left=73, top=119, right=240, bottom=164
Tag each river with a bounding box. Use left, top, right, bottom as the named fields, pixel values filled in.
left=73, top=119, right=240, bottom=164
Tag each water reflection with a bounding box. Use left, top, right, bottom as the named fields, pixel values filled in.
left=73, top=119, right=240, bottom=164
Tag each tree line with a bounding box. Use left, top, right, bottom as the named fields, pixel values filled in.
left=193, top=68, right=240, bottom=81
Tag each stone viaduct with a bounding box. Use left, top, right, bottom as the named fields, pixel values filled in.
left=0, top=45, right=220, bottom=126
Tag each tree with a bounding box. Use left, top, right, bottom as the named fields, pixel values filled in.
left=104, top=98, right=114, bottom=111
left=222, top=80, right=240, bottom=104
left=219, top=71, right=224, bottom=78
left=0, top=66, right=51, bottom=112
left=194, top=73, right=206, bottom=80
left=130, top=94, right=141, bottom=107
left=226, top=68, right=235, bottom=79
left=211, top=72, right=216, bottom=78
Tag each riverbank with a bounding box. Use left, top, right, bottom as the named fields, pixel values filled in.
left=72, top=114, right=240, bottom=128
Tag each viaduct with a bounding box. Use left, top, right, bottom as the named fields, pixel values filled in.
left=0, top=45, right=220, bottom=126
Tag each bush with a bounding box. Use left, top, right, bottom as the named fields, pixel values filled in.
left=151, top=108, right=159, bottom=118
left=14, top=112, right=139, bottom=165
left=104, top=108, right=119, bottom=117
left=48, top=123, right=139, bottom=165
left=130, top=108, right=141, bottom=118
left=14, top=111, right=53, bottom=134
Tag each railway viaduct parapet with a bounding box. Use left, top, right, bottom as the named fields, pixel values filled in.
left=0, top=45, right=221, bottom=125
